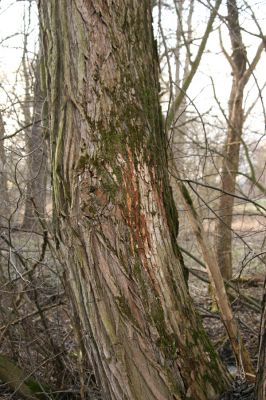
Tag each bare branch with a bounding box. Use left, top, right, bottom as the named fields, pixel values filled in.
left=165, top=0, right=222, bottom=130
left=241, top=40, right=265, bottom=88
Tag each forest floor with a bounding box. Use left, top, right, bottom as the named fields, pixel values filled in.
left=185, top=213, right=265, bottom=372
left=190, top=274, right=262, bottom=373
left=184, top=212, right=265, bottom=399
left=191, top=277, right=262, bottom=400
left=0, top=213, right=264, bottom=399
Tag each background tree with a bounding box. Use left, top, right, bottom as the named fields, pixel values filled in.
left=0, top=2, right=78, bottom=397
left=156, top=0, right=253, bottom=374
left=22, top=62, right=47, bottom=230
left=215, top=0, right=265, bottom=280
left=0, top=111, right=9, bottom=225
left=19, top=9, right=48, bottom=229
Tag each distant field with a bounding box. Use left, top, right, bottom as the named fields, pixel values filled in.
left=234, top=198, right=266, bottom=214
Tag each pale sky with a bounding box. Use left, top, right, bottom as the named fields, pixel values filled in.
left=0, top=0, right=38, bottom=72
left=154, top=0, right=266, bottom=127
left=0, top=0, right=265, bottom=146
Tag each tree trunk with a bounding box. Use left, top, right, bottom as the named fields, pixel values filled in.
left=39, top=1, right=230, bottom=399
left=256, top=280, right=266, bottom=400
left=216, top=81, right=244, bottom=280
left=216, top=0, right=263, bottom=280
left=216, top=0, right=246, bottom=280
left=22, top=64, right=47, bottom=230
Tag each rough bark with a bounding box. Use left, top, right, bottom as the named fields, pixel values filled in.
left=39, top=1, right=230, bottom=399
left=216, top=0, right=263, bottom=280
left=256, top=280, right=266, bottom=400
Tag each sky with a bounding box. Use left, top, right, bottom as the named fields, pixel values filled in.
left=0, top=0, right=38, bottom=132
left=0, top=0, right=38, bottom=73
left=0, top=0, right=265, bottom=148
left=154, top=0, right=266, bottom=129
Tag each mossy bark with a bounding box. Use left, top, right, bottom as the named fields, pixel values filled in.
left=38, top=1, right=230, bottom=399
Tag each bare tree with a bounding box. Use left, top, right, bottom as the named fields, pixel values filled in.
left=216, top=0, right=265, bottom=280
left=15, top=6, right=48, bottom=230
left=0, top=111, right=9, bottom=225
left=22, top=62, right=47, bottom=229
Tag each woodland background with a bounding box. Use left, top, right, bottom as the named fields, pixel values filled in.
left=0, top=0, right=265, bottom=399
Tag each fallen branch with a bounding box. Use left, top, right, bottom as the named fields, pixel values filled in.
left=188, top=266, right=261, bottom=313
left=172, top=170, right=255, bottom=376
left=0, top=354, right=52, bottom=399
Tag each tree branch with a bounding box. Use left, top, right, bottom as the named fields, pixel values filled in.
left=241, top=40, right=265, bottom=88
left=165, top=0, right=222, bottom=131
